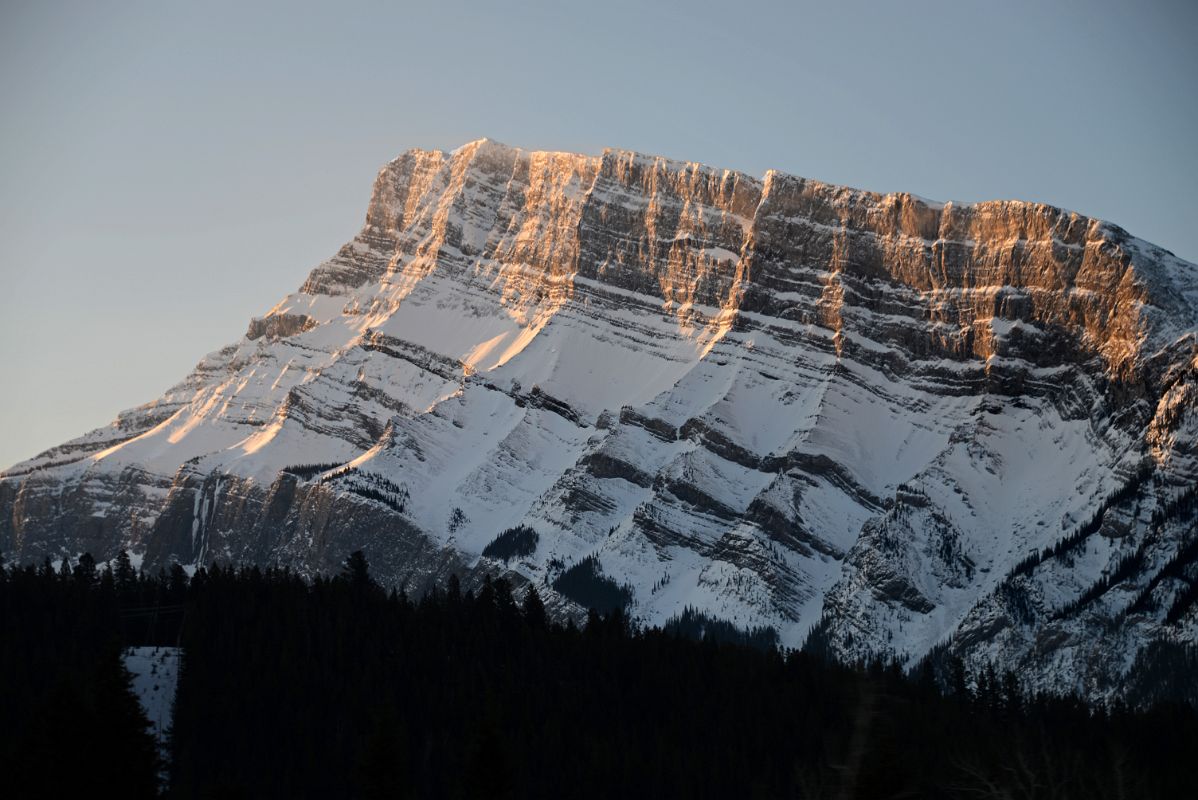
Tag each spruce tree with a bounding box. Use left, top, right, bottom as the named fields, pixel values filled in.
left=115, top=550, right=136, bottom=594
left=74, top=552, right=97, bottom=586
left=522, top=585, right=546, bottom=628
left=493, top=577, right=516, bottom=615
left=342, top=550, right=372, bottom=589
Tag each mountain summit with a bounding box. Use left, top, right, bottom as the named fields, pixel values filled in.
left=4, top=139, right=1197, bottom=701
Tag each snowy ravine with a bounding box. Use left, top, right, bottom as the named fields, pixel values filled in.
left=3, top=139, right=1197, bottom=702
left=124, top=646, right=181, bottom=769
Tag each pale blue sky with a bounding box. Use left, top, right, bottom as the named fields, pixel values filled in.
left=2, top=0, right=1195, bottom=468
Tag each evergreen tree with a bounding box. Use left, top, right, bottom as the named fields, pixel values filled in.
left=73, top=552, right=97, bottom=586
left=477, top=575, right=496, bottom=609
left=522, top=585, right=546, bottom=628
left=493, top=577, right=516, bottom=616
left=168, top=562, right=188, bottom=601
left=947, top=654, right=968, bottom=700
left=114, top=549, right=136, bottom=593
left=342, top=550, right=373, bottom=590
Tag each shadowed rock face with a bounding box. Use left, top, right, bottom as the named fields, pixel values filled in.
left=3, top=138, right=1197, bottom=701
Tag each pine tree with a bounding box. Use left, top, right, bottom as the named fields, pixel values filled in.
left=168, top=563, right=188, bottom=601
left=493, top=578, right=516, bottom=615
left=74, top=553, right=97, bottom=586
left=99, top=564, right=116, bottom=597
left=1001, top=670, right=1022, bottom=715
left=477, top=575, right=496, bottom=609
left=947, top=654, right=968, bottom=700
left=585, top=608, right=603, bottom=636
left=115, top=550, right=136, bottom=594
left=93, top=646, right=162, bottom=796
left=522, top=585, right=546, bottom=628
left=342, top=550, right=372, bottom=589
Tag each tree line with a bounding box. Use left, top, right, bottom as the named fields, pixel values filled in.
left=1, top=550, right=1196, bottom=798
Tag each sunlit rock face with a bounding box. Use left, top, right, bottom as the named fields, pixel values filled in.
left=3, top=138, right=1196, bottom=700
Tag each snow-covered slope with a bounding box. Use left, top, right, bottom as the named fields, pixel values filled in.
left=124, top=645, right=181, bottom=770
left=4, top=139, right=1197, bottom=700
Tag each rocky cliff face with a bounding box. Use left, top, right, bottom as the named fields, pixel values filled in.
left=4, top=138, right=1196, bottom=701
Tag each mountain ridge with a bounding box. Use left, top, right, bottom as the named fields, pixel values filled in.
left=3, top=138, right=1196, bottom=702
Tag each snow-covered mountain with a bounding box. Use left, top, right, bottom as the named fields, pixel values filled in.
left=4, top=139, right=1196, bottom=700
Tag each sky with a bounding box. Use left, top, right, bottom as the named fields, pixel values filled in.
left=1, top=0, right=1195, bottom=468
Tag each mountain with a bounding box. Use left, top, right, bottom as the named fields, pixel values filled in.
left=3, top=138, right=1196, bottom=701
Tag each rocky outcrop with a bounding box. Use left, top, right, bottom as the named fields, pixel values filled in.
left=3, top=138, right=1196, bottom=702
left=246, top=313, right=317, bottom=342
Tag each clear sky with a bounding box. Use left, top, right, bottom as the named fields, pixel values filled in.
left=1, top=0, right=1195, bottom=468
